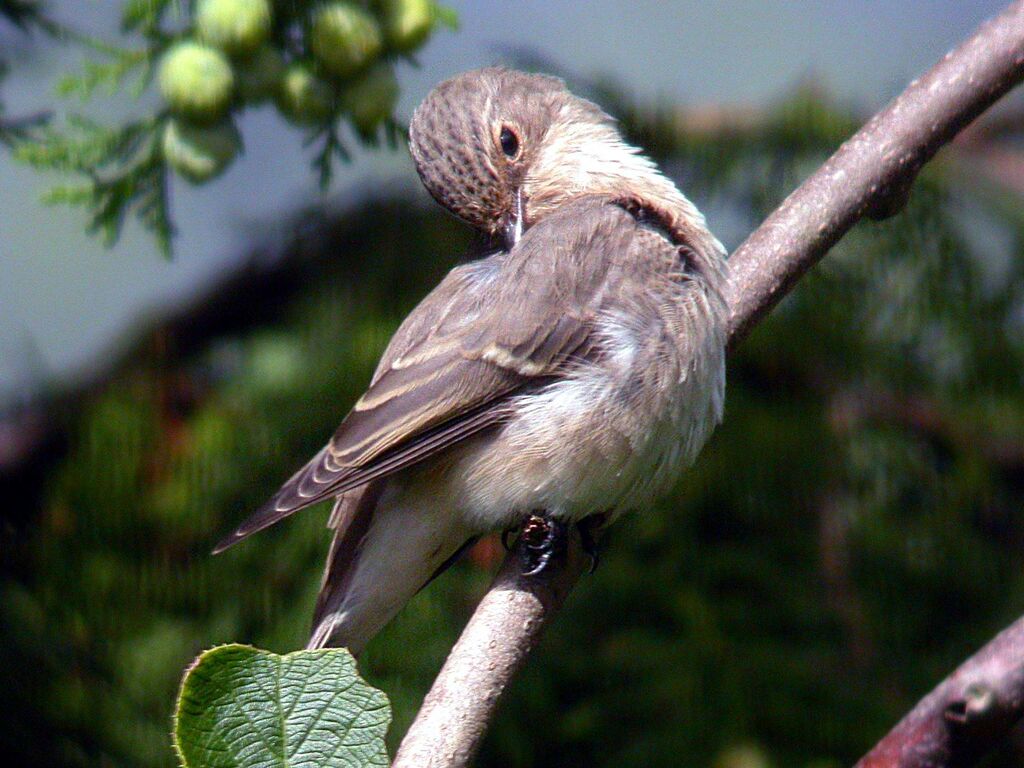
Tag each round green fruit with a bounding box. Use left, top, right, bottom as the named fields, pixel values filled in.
left=341, top=63, right=398, bottom=133
left=158, top=41, right=235, bottom=123
left=309, top=3, right=382, bottom=79
left=381, top=0, right=433, bottom=52
left=235, top=45, right=286, bottom=102
left=162, top=118, right=242, bottom=183
left=275, top=63, right=335, bottom=124
left=196, top=0, right=272, bottom=56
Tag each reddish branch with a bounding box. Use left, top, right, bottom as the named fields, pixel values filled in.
left=392, top=3, right=1024, bottom=767
left=855, top=616, right=1024, bottom=768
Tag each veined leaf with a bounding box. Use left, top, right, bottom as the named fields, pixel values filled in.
left=174, top=644, right=391, bottom=768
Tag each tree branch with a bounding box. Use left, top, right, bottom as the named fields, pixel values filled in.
left=392, top=3, right=1024, bottom=766
left=726, top=0, right=1024, bottom=347
left=854, top=615, right=1024, bottom=768
left=393, top=530, right=587, bottom=768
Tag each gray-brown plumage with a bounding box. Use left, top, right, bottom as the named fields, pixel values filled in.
left=215, top=68, right=728, bottom=654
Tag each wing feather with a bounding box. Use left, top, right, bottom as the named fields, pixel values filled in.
left=215, top=198, right=638, bottom=553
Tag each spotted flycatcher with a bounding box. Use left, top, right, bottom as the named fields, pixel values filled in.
left=216, top=68, right=728, bottom=653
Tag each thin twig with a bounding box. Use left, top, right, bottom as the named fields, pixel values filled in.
left=392, top=3, right=1024, bottom=766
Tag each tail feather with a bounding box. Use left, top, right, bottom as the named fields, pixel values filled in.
left=311, top=483, right=382, bottom=632
left=306, top=481, right=474, bottom=654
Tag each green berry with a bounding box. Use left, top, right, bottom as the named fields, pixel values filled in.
left=162, top=118, right=242, bottom=183
left=196, top=0, right=273, bottom=57
left=381, top=0, right=433, bottom=52
left=275, top=63, right=335, bottom=124
left=341, top=63, right=398, bottom=133
left=235, top=45, right=286, bottom=102
left=309, top=3, right=382, bottom=79
left=158, top=42, right=235, bottom=123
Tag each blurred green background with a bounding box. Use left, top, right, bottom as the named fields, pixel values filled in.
left=3, top=2, right=1024, bottom=767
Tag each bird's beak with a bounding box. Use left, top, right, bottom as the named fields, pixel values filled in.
left=501, top=189, right=524, bottom=250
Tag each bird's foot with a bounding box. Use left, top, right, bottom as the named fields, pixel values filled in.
left=520, top=512, right=568, bottom=577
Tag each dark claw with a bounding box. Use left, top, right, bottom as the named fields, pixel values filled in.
left=520, top=512, right=568, bottom=577
left=578, top=513, right=608, bottom=574
left=581, top=537, right=599, bottom=574
left=501, top=526, right=517, bottom=551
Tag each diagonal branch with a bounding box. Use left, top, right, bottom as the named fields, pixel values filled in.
left=726, top=0, right=1024, bottom=347
left=854, top=614, right=1024, bottom=768
left=392, top=3, right=1024, bottom=767
left=391, top=531, right=588, bottom=768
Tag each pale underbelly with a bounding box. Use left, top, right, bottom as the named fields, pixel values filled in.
left=442, top=352, right=725, bottom=530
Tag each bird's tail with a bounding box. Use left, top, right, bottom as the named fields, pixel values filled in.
left=307, top=481, right=474, bottom=654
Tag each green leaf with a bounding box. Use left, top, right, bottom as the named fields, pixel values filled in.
left=56, top=50, right=150, bottom=101
left=432, top=3, right=459, bottom=30
left=13, top=114, right=176, bottom=256
left=121, top=0, right=177, bottom=33
left=173, top=644, right=391, bottom=768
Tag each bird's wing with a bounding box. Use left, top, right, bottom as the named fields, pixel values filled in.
left=213, top=202, right=634, bottom=553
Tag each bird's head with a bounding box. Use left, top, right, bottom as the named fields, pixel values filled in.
left=409, top=67, right=697, bottom=250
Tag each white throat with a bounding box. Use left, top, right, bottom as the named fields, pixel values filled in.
left=524, top=119, right=714, bottom=243
left=513, top=187, right=524, bottom=244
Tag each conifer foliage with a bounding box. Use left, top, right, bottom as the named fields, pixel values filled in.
left=6, top=0, right=455, bottom=256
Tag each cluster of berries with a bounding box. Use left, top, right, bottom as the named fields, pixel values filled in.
left=158, top=0, right=437, bottom=182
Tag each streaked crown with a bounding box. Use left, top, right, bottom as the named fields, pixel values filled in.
left=409, top=67, right=610, bottom=240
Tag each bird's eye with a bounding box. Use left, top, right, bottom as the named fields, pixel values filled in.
left=499, top=126, right=520, bottom=158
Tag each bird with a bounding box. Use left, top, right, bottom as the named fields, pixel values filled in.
left=214, top=67, right=729, bottom=654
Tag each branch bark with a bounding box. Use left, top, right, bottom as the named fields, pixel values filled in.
left=726, top=0, right=1024, bottom=347
left=854, top=616, right=1024, bottom=768
left=393, top=3, right=1024, bottom=766
left=392, top=530, right=587, bottom=768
